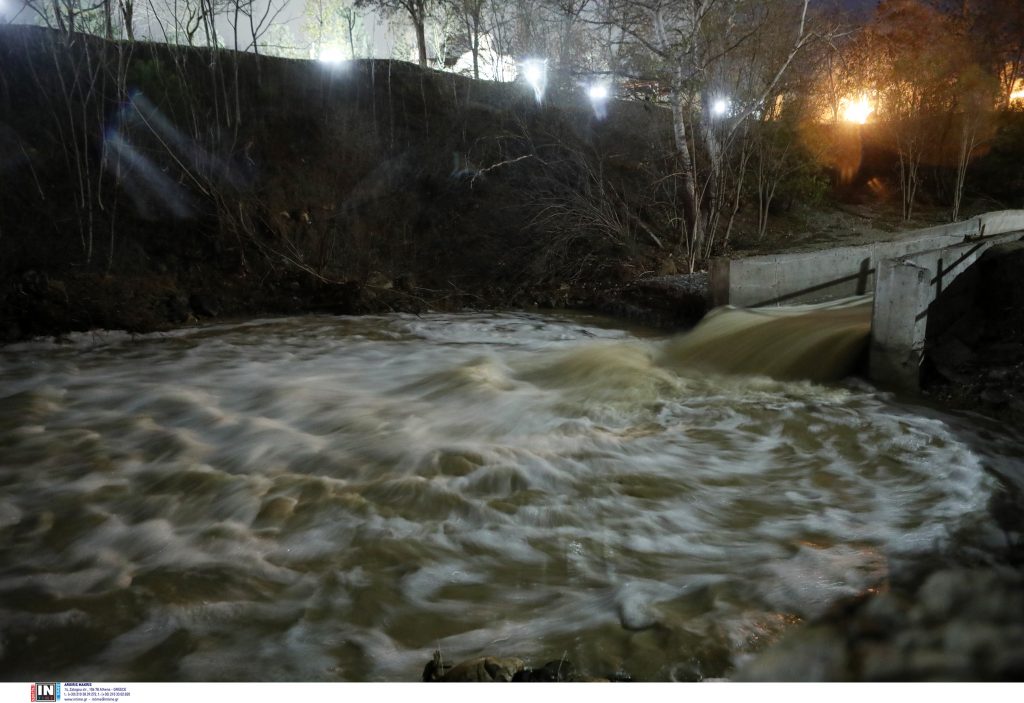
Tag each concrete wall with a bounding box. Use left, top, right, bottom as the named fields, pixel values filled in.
left=711, top=210, right=1024, bottom=391
left=714, top=211, right=1024, bottom=308
left=868, top=230, right=1024, bottom=391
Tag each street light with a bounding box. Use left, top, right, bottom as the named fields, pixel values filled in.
left=521, top=59, right=547, bottom=104
left=319, top=47, right=347, bottom=65
left=711, top=97, right=730, bottom=117
left=587, top=82, right=610, bottom=119
left=842, top=94, right=873, bottom=124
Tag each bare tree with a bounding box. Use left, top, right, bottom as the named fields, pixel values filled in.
left=224, top=0, right=292, bottom=55
left=949, top=63, right=997, bottom=221
left=448, top=0, right=486, bottom=79
left=509, top=0, right=547, bottom=56
left=118, top=0, right=135, bottom=38
left=424, top=1, right=457, bottom=68
left=595, top=0, right=815, bottom=270
left=306, top=0, right=369, bottom=59
left=483, top=0, right=515, bottom=61
left=843, top=0, right=974, bottom=220
left=930, top=0, right=1024, bottom=108
left=548, top=0, right=590, bottom=84
left=142, top=0, right=212, bottom=45
left=23, top=0, right=108, bottom=37
left=748, top=88, right=827, bottom=240
left=357, top=0, right=433, bottom=67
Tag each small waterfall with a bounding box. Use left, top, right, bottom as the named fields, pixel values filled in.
left=660, top=296, right=873, bottom=383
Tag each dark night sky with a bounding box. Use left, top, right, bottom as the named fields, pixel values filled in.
left=835, top=0, right=880, bottom=18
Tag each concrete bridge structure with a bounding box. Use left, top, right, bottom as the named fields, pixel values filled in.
left=709, top=210, right=1024, bottom=391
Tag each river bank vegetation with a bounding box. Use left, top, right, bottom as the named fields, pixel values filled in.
left=2, top=1, right=1024, bottom=344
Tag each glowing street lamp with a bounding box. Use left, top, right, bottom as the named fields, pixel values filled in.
left=842, top=94, right=874, bottom=124
left=521, top=59, right=547, bottom=104
left=319, top=47, right=347, bottom=65
left=711, top=97, right=730, bottom=118
left=587, top=82, right=610, bottom=119
left=523, top=60, right=545, bottom=87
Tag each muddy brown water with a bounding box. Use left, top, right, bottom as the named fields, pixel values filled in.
left=0, top=307, right=1016, bottom=681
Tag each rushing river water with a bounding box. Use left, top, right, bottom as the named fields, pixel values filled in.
left=0, top=310, right=1015, bottom=681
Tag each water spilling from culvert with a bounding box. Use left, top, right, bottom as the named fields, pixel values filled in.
left=0, top=309, right=1011, bottom=681
left=660, top=295, right=873, bottom=382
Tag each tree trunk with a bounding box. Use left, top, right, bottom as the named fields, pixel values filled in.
left=347, top=16, right=356, bottom=60
left=653, top=5, right=701, bottom=270
left=700, top=98, right=725, bottom=250
left=103, top=0, right=114, bottom=39
left=120, top=0, right=135, bottom=41
left=471, top=17, right=480, bottom=80
left=412, top=7, right=428, bottom=68
left=669, top=88, right=702, bottom=270
left=52, top=0, right=69, bottom=35
left=952, top=121, right=977, bottom=222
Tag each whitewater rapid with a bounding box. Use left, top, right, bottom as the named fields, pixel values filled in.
left=0, top=311, right=1002, bottom=681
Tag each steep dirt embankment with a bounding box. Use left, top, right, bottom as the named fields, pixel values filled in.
left=0, top=25, right=704, bottom=340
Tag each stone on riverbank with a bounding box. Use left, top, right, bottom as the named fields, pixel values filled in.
left=736, top=567, right=1024, bottom=681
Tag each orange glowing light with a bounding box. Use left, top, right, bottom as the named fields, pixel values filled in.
left=842, top=95, right=874, bottom=124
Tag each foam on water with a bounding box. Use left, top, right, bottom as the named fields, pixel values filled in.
left=0, top=311, right=1013, bottom=681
